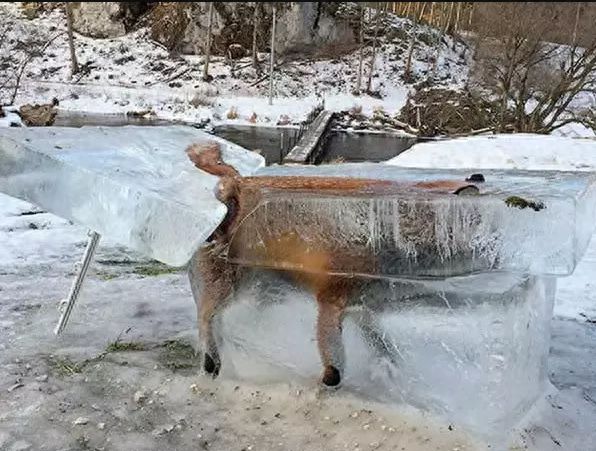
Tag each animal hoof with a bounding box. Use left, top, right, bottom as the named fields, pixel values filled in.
left=203, top=353, right=220, bottom=377
left=321, top=365, right=341, bottom=387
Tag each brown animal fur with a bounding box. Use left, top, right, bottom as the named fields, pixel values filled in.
left=186, top=142, right=476, bottom=386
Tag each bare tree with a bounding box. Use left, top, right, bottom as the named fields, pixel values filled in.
left=355, top=4, right=365, bottom=94
left=572, top=2, right=582, bottom=47
left=268, top=4, right=277, bottom=105
left=405, top=2, right=427, bottom=81
left=251, top=2, right=259, bottom=70
left=366, top=2, right=386, bottom=92
left=429, top=2, right=435, bottom=26
left=470, top=2, right=596, bottom=133
left=405, top=2, right=411, bottom=19
left=431, top=4, right=446, bottom=77
left=202, top=2, right=214, bottom=82
left=65, top=2, right=79, bottom=77
left=443, top=2, right=455, bottom=34
left=454, top=2, right=462, bottom=34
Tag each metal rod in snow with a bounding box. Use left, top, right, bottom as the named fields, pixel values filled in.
left=202, top=2, right=214, bottom=81
left=54, top=230, right=101, bottom=335
left=268, top=4, right=277, bottom=106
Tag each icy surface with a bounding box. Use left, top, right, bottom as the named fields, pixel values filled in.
left=214, top=269, right=555, bottom=444
left=229, top=163, right=596, bottom=277
left=0, top=126, right=264, bottom=266
left=387, top=133, right=596, bottom=320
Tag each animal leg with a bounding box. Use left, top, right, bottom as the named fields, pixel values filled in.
left=356, top=307, right=399, bottom=365
left=188, top=246, right=236, bottom=377
left=316, top=278, right=350, bottom=387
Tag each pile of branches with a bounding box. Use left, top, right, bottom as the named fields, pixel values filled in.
left=398, top=88, right=505, bottom=137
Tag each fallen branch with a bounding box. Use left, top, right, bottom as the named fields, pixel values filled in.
left=155, top=66, right=192, bottom=86
left=451, top=127, right=495, bottom=137
left=249, top=59, right=287, bottom=87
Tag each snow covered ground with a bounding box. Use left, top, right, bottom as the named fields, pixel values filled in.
left=0, top=2, right=468, bottom=127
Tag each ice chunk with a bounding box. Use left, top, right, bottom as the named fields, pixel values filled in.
left=214, top=268, right=555, bottom=445
left=228, top=163, right=596, bottom=277
left=0, top=126, right=264, bottom=266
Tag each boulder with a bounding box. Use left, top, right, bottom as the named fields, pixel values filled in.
left=70, top=2, right=150, bottom=38
left=150, top=2, right=354, bottom=56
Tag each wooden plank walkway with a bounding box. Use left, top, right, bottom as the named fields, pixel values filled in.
left=282, top=110, right=334, bottom=164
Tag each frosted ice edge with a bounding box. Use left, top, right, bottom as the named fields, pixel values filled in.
left=0, top=126, right=265, bottom=265
left=229, top=164, right=596, bottom=277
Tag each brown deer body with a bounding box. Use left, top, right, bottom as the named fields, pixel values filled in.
left=186, top=142, right=477, bottom=387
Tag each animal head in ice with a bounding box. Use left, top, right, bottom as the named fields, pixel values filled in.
left=186, top=141, right=240, bottom=178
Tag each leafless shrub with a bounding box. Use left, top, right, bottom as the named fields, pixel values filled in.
left=469, top=2, right=596, bottom=134
left=190, top=93, right=214, bottom=108
left=226, top=106, right=238, bottom=120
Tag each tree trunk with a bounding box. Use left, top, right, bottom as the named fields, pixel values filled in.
left=268, top=4, right=277, bottom=105
left=405, top=3, right=426, bottom=81
left=454, top=2, right=461, bottom=34
left=432, top=4, right=445, bottom=77
left=444, top=2, right=454, bottom=34
left=65, top=2, right=79, bottom=77
left=366, top=2, right=385, bottom=93
left=417, top=2, right=426, bottom=22
left=468, top=2, right=474, bottom=28
left=355, top=5, right=365, bottom=94
left=202, top=2, right=214, bottom=82
left=572, top=2, right=581, bottom=47
left=251, top=2, right=259, bottom=69
left=429, top=2, right=434, bottom=26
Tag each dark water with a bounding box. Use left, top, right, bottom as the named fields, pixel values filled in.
left=320, top=131, right=417, bottom=163
left=212, top=125, right=300, bottom=165
left=53, top=112, right=417, bottom=165
left=212, top=125, right=417, bottom=164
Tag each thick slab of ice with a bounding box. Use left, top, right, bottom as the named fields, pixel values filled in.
left=0, top=126, right=264, bottom=266
left=228, top=163, right=596, bottom=277
left=214, top=268, right=555, bottom=444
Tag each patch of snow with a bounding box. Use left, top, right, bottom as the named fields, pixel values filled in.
left=387, top=134, right=596, bottom=171
left=0, top=3, right=468, bottom=126
left=552, top=121, right=596, bottom=139
left=0, top=108, right=23, bottom=128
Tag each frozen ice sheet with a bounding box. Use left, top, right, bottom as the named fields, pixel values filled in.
left=215, top=268, right=555, bottom=445
left=0, top=126, right=264, bottom=266
left=228, top=163, right=596, bottom=277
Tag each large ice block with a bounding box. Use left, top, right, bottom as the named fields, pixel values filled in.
left=227, top=163, right=596, bottom=278
left=213, top=268, right=555, bottom=445
left=0, top=126, right=264, bottom=266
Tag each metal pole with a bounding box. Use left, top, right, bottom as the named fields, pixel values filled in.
left=54, top=230, right=101, bottom=335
